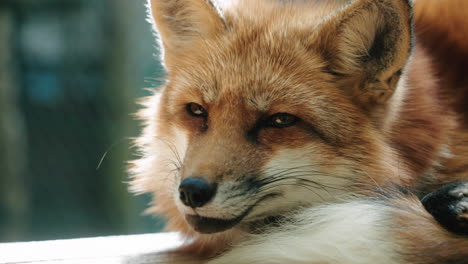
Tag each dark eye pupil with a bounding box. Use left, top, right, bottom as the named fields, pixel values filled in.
left=274, top=116, right=288, bottom=124
left=269, top=113, right=297, bottom=128
left=187, top=103, right=206, bottom=117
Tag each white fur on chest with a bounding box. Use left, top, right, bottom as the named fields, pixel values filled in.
left=210, top=201, right=399, bottom=264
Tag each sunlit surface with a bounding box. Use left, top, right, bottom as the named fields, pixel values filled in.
left=0, top=233, right=183, bottom=264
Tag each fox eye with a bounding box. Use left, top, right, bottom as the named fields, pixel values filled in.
left=267, top=113, right=298, bottom=128
left=186, top=103, right=207, bottom=117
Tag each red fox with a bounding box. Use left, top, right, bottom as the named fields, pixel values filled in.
left=130, top=0, right=468, bottom=263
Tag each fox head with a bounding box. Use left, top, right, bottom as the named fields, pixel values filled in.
left=131, top=0, right=413, bottom=238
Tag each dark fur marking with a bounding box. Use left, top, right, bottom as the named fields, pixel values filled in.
left=300, top=122, right=339, bottom=148
left=366, top=24, right=394, bottom=66
left=396, top=68, right=403, bottom=76
left=246, top=122, right=262, bottom=144
left=386, top=76, right=393, bottom=85
left=321, top=65, right=345, bottom=77
left=245, top=215, right=287, bottom=234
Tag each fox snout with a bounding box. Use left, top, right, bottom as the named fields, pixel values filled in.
left=178, top=177, right=217, bottom=208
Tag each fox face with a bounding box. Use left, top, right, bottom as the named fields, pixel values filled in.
left=131, top=0, right=413, bottom=236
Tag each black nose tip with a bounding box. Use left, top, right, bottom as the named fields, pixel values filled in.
left=179, top=177, right=217, bottom=208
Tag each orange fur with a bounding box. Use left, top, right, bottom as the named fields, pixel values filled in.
left=130, top=0, right=468, bottom=262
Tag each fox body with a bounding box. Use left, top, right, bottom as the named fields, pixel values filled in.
left=130, top=0, right=468, bottom=263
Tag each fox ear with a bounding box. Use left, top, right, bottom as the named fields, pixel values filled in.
left=148, top=0, right=225, bottom=68
left=316, top=0, right=413, bottom=108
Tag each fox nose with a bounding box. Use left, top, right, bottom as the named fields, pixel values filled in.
left=179, top=177, right=217, bottom=208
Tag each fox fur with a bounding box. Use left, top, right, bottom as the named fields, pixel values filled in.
left=129, top=0, right=468, bottom=263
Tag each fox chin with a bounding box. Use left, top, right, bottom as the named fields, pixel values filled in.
left=129, top=0, right=468, bottom=263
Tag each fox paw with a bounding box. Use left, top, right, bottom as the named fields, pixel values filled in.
left=422, top=182, right=468, bottom=235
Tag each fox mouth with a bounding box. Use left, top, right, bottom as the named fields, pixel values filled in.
left=184, top=193, right=280, bottom=234
left=185, top=214, right=247, bottom=234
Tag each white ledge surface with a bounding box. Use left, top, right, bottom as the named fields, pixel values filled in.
left=0, top=233, right=184, bottom=264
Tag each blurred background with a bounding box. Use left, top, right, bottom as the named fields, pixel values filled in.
left=0, top=0, right=165, bottom=242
